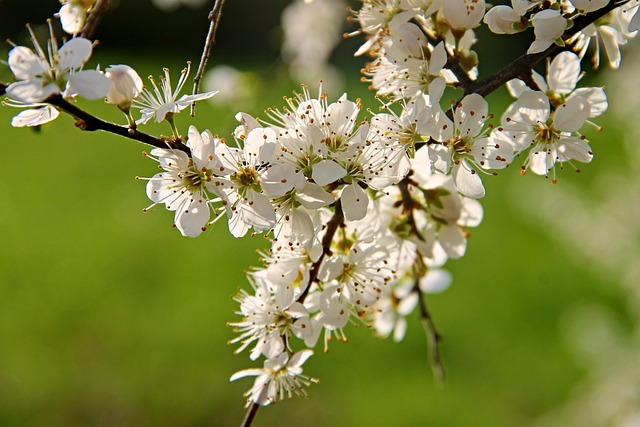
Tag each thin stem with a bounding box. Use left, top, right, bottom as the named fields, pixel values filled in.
left=81, top=0, right=111, bottom=39
left=399, top=177, right=444, bottom=381
left=240, top=402, right=260, bottom=427
left=297, top=199, right=344, bottom=304
left=238, top=201, right=343, bottom=427
left=191, top=0, right=227, bottom=116
left=45, top=94, right=190, bottom=154
left=416, top=283, right=445, bottom=383
left=465, top=0, right=628, bottom=98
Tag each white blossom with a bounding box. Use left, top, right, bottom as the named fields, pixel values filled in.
left=105, top=64, right=143, bottom=113
left=134, top=63, right=217, bottom=126
left=6, top=31, right=109, bottom=104
left=230, top=350, right=317, bottom=407
left=141, top=126, right=222, bottom=237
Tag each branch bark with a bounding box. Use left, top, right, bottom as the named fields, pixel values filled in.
left=191, top=0, right=227, bottom=116
left=464, top=0, right=628, bottom=98
left=45, top=94, right=190, bottom=153
left=399, top=177, right=445, bottom=382
left=241, top=403, right=260, bottom=427
left=81, top=0, right=111, bottom=39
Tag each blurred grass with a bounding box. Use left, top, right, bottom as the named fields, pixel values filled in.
left=0, top=51, right=626, bottom=427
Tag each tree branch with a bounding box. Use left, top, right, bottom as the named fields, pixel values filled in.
left=239, top=201, right=343, bottom=427
left=81, top=0, right=111, bottom=39
left=241, top=402, right=260, bottom=427
left=465, top=0, right=628, bottom=98
left=416, top=283, right=444, bottom=382
left=398, top=177, right=445, bottom=381
left=45, top=94, right=190, bottom=154
left=191, top=0, right=227, bottom=116
left=297, top=199, right=344, bottom=304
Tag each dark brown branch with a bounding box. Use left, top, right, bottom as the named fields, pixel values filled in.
left=46, top=94, right=190, bottom=154
left=465, top=0, right=628, bottom=98
left=416, top=283, right=444, bottom=382
left=1, top=82, right=188, bottom=152
left=445, top=55, right=474, bottom=91
left=399, top=177, right=445, bottom=381
left=297, top=199, right=344, bottom=304
left=191, top=0, right=227, bottom=116
left=241, top=403, right=260, bottom=427
left=240, top=201, right=343, bottom=427
left=81, top=0, right=111, bottom=39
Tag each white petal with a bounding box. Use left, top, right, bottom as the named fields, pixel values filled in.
left=66, top=70, right=111, bottom=100
left=629, top=8, right=640, bottom=32
left=6, top=79, right=59, bottom=103
left=187, top=126, right=216, bottom=171
left=570, top=87, right=607, bottom=118
left=458, top=198, right=484, bottom=227
left=598, top=25, right=622, bottom=69
left=174, top=196, right=210, bottom=237
left=175, top=90, right=218, bottom=109
left=429, top=42, right=447, bottom=75
left=11, top=106, right=59, bottom=127
left=312, top=159, right=347, bottom=186
left=516, top=90, right=550, bottom=124
left=261, top=164, right=300, bottom=197
left=553, top=97, right=589, bottom=132
left=528, top=146, right=556, bottom=175
left=59, top=4, right=85, bottom=34
left=8, top=46, right=47, bottom=80
left=288, top=349, right=314, bottom=368
left=452, top=162, right=485, bottom=199
left=340, top=183, right=369, bottom=222
left=506, top=78, right=528, bottom=98
left=229, top=369, right=264, bottom=382
left=455, top=93, right=488, bottom=137
left=439, top=225, right=467, bottom=258
left=419, top=269, right=453, bottom=293
left=483, top=5, right=521, bottom=34
left=244, top=128, right=277, bottom=167
left=243, top=190, right=277, bottom=233
left=57, top=37, right=92, bottom=70
left=558, top=137, right=593, bottom=163
left=548, top=51, right=581, bottom=95
left=296, top=182, right=335, bottom=209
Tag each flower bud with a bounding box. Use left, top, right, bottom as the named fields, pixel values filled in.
left=105, top=65, right=143, bottom=113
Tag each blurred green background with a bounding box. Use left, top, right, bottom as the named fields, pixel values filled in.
left=1, top=1, right=638, bottom=427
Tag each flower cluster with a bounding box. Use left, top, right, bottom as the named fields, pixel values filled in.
left=0, top=0, right=637, bottom=420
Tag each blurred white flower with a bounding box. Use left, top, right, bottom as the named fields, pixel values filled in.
left=204, top=65, right=256, bottom=107
left=57, top=0, right=95, bottom=34
left=281, top=0, right=347, bottom=90
left=151, top=0, right=207, bottom=12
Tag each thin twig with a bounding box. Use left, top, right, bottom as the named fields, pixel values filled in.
left=416, top=283, right=445, bottom=382
left=81, top=0, right=111, bottom=39
left=0, top=82, right=188, bottom=153
left=191, top=0, right=227, bottom=116
left=465, top=0, right=628, bottom=98
left=398, top=177, right=445, bottom=381
left=297, top=199, right=344, bottom=304
left=239, top=201, right=344, bottom=427
left=241, top=403, right=260, bottom=427
left=45, top=94, right=190, bottom=154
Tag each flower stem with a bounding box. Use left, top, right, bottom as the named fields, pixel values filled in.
left=241, top=402, right=260, bottom=427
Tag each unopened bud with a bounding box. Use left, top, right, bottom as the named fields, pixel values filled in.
left=105, top=64, right=143, bottom=113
